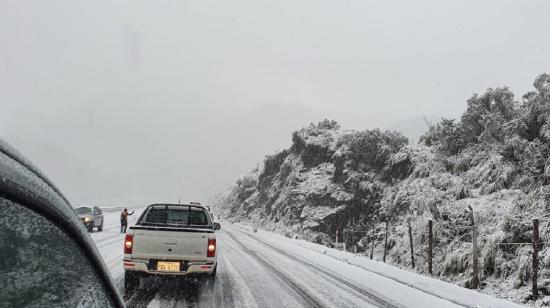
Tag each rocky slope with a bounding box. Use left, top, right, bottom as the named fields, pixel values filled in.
left=215, top=74, right=550, bottom=305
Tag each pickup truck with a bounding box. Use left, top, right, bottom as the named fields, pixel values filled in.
left=122, top=203, right=221, bottom=295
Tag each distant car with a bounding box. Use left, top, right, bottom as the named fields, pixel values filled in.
left=123, top=203, right=221, bottom=295
left=0, top=138, right=125, bottom=307
left=75, top=206, right=104, bottom=232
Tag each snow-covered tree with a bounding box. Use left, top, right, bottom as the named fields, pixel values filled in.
left=461, top=87, right=518, bottom=144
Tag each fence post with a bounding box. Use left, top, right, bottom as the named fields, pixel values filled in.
left=343, top=229, right=348, bottom=252
left=533, top=218, right=539, bottom=300
left=428, top=220, right=433, bottom=275
left=408, top=219, right=415, bottom=269
left=383, top=220, right=389, bottom=263
left=370, top=226, right=375, bottom=260
left=469, top=206, right=479, bottom=289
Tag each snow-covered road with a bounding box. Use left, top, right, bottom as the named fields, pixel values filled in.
left=91, top=209, right=523, bottom=308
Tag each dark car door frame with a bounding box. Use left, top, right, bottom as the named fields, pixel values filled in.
left=0, top=139, right=125, bottom=307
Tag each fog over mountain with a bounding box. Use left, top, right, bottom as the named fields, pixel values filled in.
left=1, top=101, right=427, bottom=205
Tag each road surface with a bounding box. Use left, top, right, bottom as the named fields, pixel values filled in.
left=91, top=209, right=520, bottom=308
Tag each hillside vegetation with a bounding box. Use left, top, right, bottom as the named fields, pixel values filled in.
left=216, top=74, right=550, bottom=304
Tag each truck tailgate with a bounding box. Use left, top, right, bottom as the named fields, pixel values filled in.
left=132, top=228, right=211, bottom=260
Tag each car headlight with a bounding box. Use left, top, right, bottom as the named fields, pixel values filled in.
left=84, top=217, right=91, bottom=223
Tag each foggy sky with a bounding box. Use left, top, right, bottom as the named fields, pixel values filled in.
left=1, top=0, right=550, bottom=205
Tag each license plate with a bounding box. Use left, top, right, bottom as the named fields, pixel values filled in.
left=157, top=261, right=180, bottom=272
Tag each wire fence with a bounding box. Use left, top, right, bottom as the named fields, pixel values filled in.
left=338, top=213, right=546, bottom=300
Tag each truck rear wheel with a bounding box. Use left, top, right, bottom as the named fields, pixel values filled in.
left=124, top=271, right=139, bottom=296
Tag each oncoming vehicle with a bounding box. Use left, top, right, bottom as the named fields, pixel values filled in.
left=75, top=206, right=104, bottom=232
left=123, top=203, right=221, bottom=295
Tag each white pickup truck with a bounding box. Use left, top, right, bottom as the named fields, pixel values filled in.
left=122, top=203, right=221, bottom=295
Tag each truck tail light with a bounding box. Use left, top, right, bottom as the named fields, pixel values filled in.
left=124, top=234, right=133, bottom=254
left=207, top=238, right=216, bottom=257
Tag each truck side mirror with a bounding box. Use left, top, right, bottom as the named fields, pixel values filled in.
left=213, top=222, right=221, bottom=230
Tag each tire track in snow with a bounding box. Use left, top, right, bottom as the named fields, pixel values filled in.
left=211, top=255, right=238, bottom=307
left=95, top=234, right=124, bottom=247
left=228, top=227, right=404, bottom=308
left=225, top=231, right=327, bottom=308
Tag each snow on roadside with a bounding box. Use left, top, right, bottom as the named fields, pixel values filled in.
left=233, top=223, right=525, bottom=308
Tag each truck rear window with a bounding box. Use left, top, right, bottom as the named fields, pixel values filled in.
left=141, top=206, right=209, bottom=226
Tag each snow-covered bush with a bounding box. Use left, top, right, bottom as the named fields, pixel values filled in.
left=421, top=118, right=466, bottom=156
left=315, top=118, right=340, bottom=130
left=461, top=87, right=518, bottom=144
left=423, top=87, right=520, bottom=156
left=301, top=142, right=333, bottom=168
left=259, top=149, right=290, bottom=181
left=520, top=74, right=550, bottom=142
left=442, top=246, right=470, bottom=276
left=235, top=173, right=258, bottom=202
left=481, top=231, right=507, bottom=278
left=384, top=149, right=414, bottom=181
left=338, top=129, right=408, bottom=172
left=291, top=120, right=339, bottom=168
left=501, top=215, right=532, bottom=244
left=514, top=246, right=534, bottom=289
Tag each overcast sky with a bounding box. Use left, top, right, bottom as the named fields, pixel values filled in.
left=1, top=0, right=550, bottom=205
